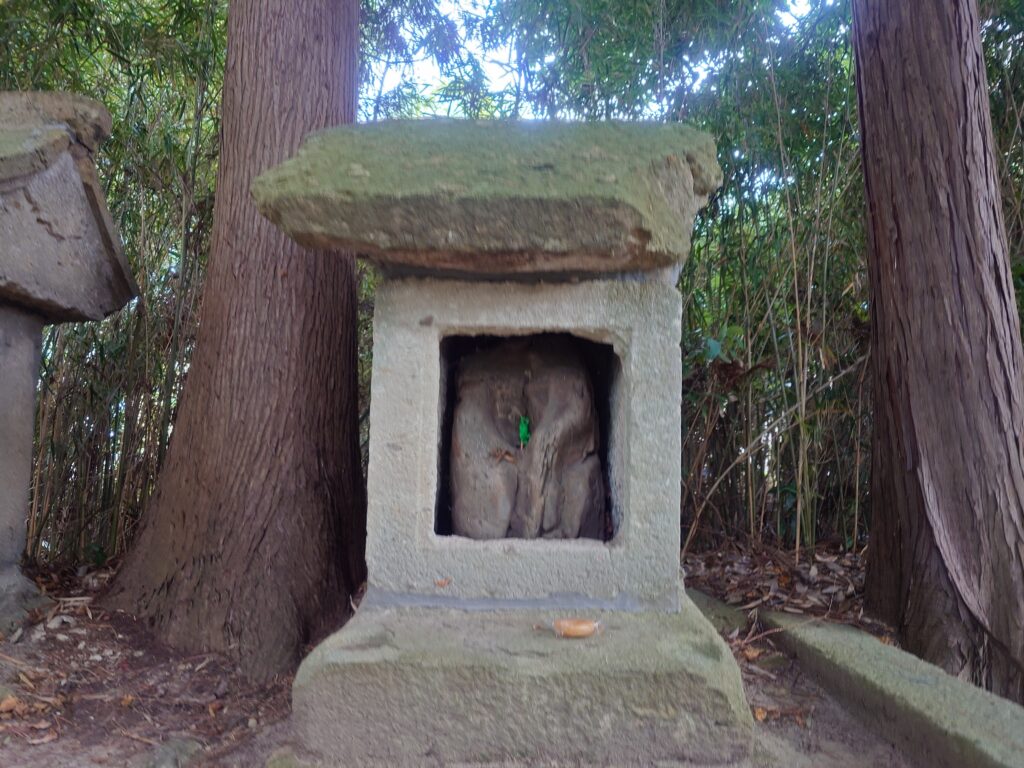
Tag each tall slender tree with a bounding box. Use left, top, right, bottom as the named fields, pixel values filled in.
left=106, top=0, right=365, bottom=681
left=853, top=0, right=1024, bottom=700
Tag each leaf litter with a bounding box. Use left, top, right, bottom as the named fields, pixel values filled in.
left=0, top=565, right=292, bottom=766
left=684, top=540, right=896, bottom=638
left=684, top=540, right=901, bottom=749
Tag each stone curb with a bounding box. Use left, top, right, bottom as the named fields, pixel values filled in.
left=759, top=605, right=1024, bottom=768
left=687, top=589, right=749, bottom=637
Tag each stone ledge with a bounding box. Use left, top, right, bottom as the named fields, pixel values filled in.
left=761, top=611, right=1024, bottom=768
left=291, top=594, right=752, bottom=767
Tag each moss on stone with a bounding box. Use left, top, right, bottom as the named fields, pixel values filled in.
left=0, top=127, right=68, bottom=182
left=252, top=120, right=722, bottom=275
left=0, top=92, right=112, bottom=151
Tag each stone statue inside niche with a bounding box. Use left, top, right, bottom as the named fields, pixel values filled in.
left=450, top=336, right=606, bottom=540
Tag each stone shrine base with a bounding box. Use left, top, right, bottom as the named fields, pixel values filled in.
left=287, top=588, right=752, bottom=767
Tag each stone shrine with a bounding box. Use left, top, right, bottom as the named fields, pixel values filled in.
left=0, top=92, right=136, bottom=630
left=254, top=120, right=752, bottom=766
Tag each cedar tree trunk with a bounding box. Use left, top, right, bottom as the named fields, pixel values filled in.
left=106, top=0, right=366, bottom=681
left=853, top=0, right=1024, bottom=700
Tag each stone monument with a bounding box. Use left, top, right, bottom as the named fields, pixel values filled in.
left=254, top=120, right=752, bottom=766
left=0, top=92, right=136, bottom=630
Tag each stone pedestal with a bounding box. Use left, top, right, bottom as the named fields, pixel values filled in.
left=292, top=593, right=751, bottom=767
left=0, top=306, right=42, bottom=567
left=0, top=306, right=47, bottom=630
left=255, top=120, right=751, bottom=766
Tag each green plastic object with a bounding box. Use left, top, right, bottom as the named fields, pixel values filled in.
left=519, top=415, right=531, bottom=447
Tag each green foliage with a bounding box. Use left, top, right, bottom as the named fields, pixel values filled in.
left=360, top=0, right=517, bottom=117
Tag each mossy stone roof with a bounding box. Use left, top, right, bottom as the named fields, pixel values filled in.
left=253, top=120, right=722, bottom=276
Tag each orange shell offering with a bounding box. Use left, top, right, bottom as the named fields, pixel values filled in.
left=552, top=618, right=601, bottom=639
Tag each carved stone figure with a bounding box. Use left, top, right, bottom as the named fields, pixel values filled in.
left=450, top=336, right=605, bottom=540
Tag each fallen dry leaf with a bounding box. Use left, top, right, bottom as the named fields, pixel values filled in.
left=120, top=694, right=135, bottom=708
left=0, top=695, right=19, bottom=713
left=434, top=577, right=452, bottom=588
left=552, top=618, right=601, bottom=639
left=753, top=706, right=769, bottom=722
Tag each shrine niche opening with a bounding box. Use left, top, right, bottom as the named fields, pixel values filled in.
left=434, top=332, right=623, bottom=543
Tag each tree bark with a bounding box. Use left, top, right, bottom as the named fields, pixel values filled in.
left=105, top=0, right=365, bottom=681
left=853, top=0, right=1024, bottom=700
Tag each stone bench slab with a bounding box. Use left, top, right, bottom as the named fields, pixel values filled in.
left=252, top=120, right=722, bottom=277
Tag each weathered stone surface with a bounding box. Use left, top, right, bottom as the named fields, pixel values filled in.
left=0, top=125, right=70, bottom=182
left=0, top=307, right=52, bottom=632
left=252, top=120, right=722, bottom=276
left=0, top=306, right=42, bottom=573
left=365, top=277, right=681, bottom=611
left=0, top=91, right=112, bottom=152
left=763, top=610, right=1024, bottom=768
left=0, top=151, right=134, bottom=320
left=0, top=91, right=136, bottom=321
left=0, top=89, right=112, bottom=183
left=134, top=737, right=203, bottom=768
left=0, top=565, right=50, bottom=635
left=291, top=596, right=753, bottom=767
left=451, top=336, right=605, bottom=540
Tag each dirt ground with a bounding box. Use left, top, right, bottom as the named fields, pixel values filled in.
left=0, top=567, right=292, bottom=767
left=0, top=559, right=909, bottom=767
left=733, top=624, right=909, bottom=767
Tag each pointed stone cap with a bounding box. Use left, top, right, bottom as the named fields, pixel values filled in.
left=0, top=92, right=137, bottom=322
left=252, top=120, right=722, bottom=277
